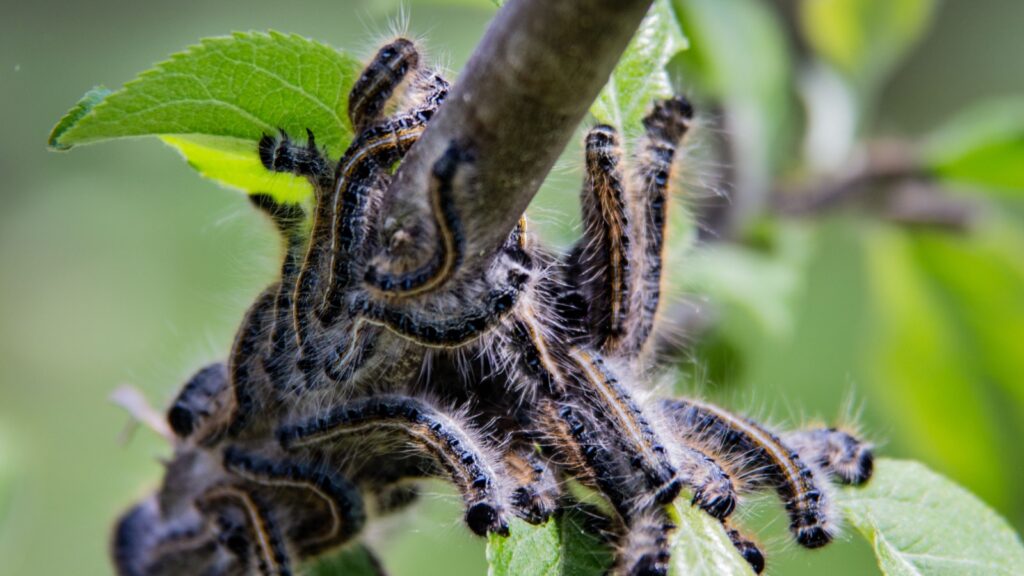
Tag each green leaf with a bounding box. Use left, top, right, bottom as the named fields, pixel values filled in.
left=923, top=98, right=1024, bottom=195
left=47, top=86, right=111, bottom=150
left=664, top=500, right=754, bottom=576
left=839, top=458, right=1024, bottom=576
left=161, top=135, right=313, bottom=204
left=591, top=0, right=688, bottom=143
left=48, top=31, right=363, bottom=204
left=799, top=0, right=937, bottom=94
left=487, top=500, right=752, bottom=576
left=864, top=228, right=1007, bottom=505
left=486, top=511, right=612, bottom=576
left=308, top=543, right=386, bottom=576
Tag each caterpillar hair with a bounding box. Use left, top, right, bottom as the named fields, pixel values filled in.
left=665, top=442, right=737, bottom=520
left=276, top=394, right=509, bottom=536
left=658, top=398, right=836, bottom=548
left=629, top=96, right=694, bottom=356
left=197, top=485, right=293, bottom=576
left=784, top=427, right=874, bottom=486
left=538, top=400, right=634, bottom=519
left=364, top=139, right=471, bottom=297
left=348, top=38, right=421, bottom=131
left=222, top=447, right=366, bottom=555
left=227, top=288, right=277, bottom=437
left=724, top=523, right=765, bottom=574
left=562, top=348, right=680, bottom=506
left=613, top=506, right=675, bottom=576
left=503, top=443, right=559, bottom=525
left=574, top=124, right=634, bottom=352
left=166, top=362, right=231, bottom=442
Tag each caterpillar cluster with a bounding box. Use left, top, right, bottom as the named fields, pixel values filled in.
left=112, top=38, right=874, bottom=576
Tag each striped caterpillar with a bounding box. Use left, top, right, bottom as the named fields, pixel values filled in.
left=111, top=38, right=873, bottom=576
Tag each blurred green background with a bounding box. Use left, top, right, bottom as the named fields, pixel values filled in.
left=2, top=0, right=1023, bottom=575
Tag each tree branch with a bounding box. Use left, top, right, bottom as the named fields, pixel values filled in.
left=384, top=0, right=654, bottom=262
left=773, top=140, right=976, bottom=231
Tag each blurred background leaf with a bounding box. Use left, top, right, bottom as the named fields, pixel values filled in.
left=923, top=98, right=1024, bottom=195
left=680, top=223, right=815, bottom=339
left=799, top=0, right=937, bottom=100
left=0, top=427, right=11, bottom=531
left=863, top=227, right=1007, bottom=505
left=672, top=0, right=795, bottom=233
left=309, top=544, right=387, bottom=576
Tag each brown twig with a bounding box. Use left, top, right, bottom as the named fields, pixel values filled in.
left=383, top=0, right=654, bottom=262
left=774, top=140, right=976, bottom=231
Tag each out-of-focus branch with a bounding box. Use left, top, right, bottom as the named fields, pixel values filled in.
left=774, top=140, right=976, bottom=231
left=384, top=0, right=654, bottom=261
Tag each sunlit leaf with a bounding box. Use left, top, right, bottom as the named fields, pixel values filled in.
left=48, top=31, right=363, bottom=204
left=591, top=0, right=688, bottom=146
left=665, top=499, right=754, bottom=575
left=923, top=98, right=1024, bottom=195
left=799, top=0, right=937, bottom=94
left=864, top=228, right=1006, bottom=506
left=487, top=499, right=751, bottom=576
left=487, top=511, right=612, bottom=576
left=161, top=135, right=312, bottom=204
left=839, top=458, right=1024, bottom=576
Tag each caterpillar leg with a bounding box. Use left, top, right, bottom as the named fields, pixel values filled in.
left=503, top=443, right=560, bottom=525
left=613, top=506, right=674, bottom=576
left=724, top=523, right=765, bottom=575
left=658, top=398, right=835, bottom=548
left=665, top=443, right=737, bottom=520
left=258, top=128, right=332, bottom=190
left=784, top=427, right=874, bottom=486
left=560, top=348, right=680, bottom=507
left=277, top=395, right=510, bottom=537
